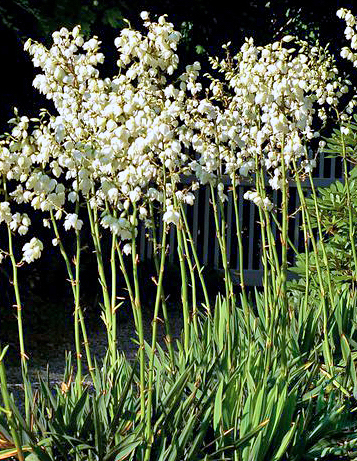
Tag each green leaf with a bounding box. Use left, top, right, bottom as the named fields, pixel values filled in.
left=23, top=453, right=41, bottom=460
left=114, top=437, right=141, bottom=461
left=213, top=379, right=224, bottom=432
left=211, top=419, right=269, bottom=455
left=0, top=346, right=9, bottom=363
left=272, top=419, right=299, bottom=460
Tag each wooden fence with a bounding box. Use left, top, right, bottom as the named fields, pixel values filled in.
left=138, top=153, right=345, bottom=286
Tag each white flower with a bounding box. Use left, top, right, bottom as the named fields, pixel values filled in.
left=64, top=213, right=83, bottom=231
left=129, top=187, right=141, bottom=203
left=263, top=197, right=273, bottom=211
left=68, top=191, right=78, bottom=203
left=123, top=243, right=132, bottom=255
left=337, top=8, right=347, bottom=19
left=22, top=237, right=43, bottom=263
left=0, top=202, right=12, bottom=224
left=163, top=205, right=180, bottom=226
left=10, top=212, right=22, bottom=231
left=184, top=192, right=195, bottom=205
left=139, top=206, right=147, bottom=218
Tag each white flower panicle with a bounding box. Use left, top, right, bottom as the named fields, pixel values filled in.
left=182, top=35, right=349, bottom=199
left=14, top=14, right=201, bottom=237
left=338, top=9, right=357, bottom=62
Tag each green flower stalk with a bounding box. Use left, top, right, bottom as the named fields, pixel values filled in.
left=74, top=223, right=82, bottom=393
left=209, top=183, right=234, bottom=368
left=110, top=231, right=118, bottom=365
left=254, top=163, right=280, bottom=325
left=49, top=209, right=94, bottom=382
left=86, top=201, right=115, bottom=365
left=144, top=219, right=168, bottom=461
left=6, top=224, right=30, bottom=422
left=179, top=202, right=210, bottom=314
left=339, top=121, right=357, bottom=284
left=181, top=220, right=199, bottom=335
left=232, top=176, right=248, bottom=315
left=209, top=183, right=234, bottom=308
left=130, top=206, right=146, bottom=422
left=293, top=159, right=334, bottom=372
left=308, top=171, right=334, bottom=307
left=3, top=177, right=30, bottom=422
left=175, top=222, right=190, bottom=355
left=149, top=202, right=175, bottom=368
left=279, top=152, right=289, bottom=376
left=171, top=190, right=190, bottom=355
left=0, top=345, right=25, bottom=461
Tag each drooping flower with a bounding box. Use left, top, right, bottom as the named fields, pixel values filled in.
left=163, top=205, right=180, bottom=226
left=22, top=237, right=43, bottom=263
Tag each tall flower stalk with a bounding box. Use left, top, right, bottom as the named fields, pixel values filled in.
left=293, top=160, right=334, bottom=372
left=130, top=206, right=146, bottom=421
left=0, top=345, right=25, bottom=461
left=338, top=121, right=357, bottom=282
left=3, top=177, right=30, bottom=422
left=144, top=218, right=168, bottom=460
left=232, top=176, right=248, bottom=313
left=49, top=209, right=94, bottom=381
left=149, top=202, right=176, bottom=367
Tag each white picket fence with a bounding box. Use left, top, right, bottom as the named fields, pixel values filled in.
left=138, top=153, right=344, bottom=286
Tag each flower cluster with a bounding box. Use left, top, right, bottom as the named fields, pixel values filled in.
left=7, top=13, right=205, bottom=243
left=183, top=35, right=349, bottom=207
left=337, top=8, right=357, bottom=64
left=22, top=237, right=43, bottom=263
left=243, top=190, right=273, bottom=211
left=0, top=202, right=31, bottom=235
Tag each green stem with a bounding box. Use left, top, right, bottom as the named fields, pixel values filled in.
left=293, top=160, right=333, bottom=372
left=256, top=167, right=281, bottom=292
left=130, top=207, right=145, bottom=422
left=254, top=171, right=274, bottom=378
left=339, top=126, right=357, bottom=283
left=74, top=224, right=82, bottom=393
left=255, top=165, right=278, bottom=326
left=300, top=200, right=310, bottom=316
left=86, top=202, right=114, bottom=360
left=279, top=153, right=289, bottom=376
left=179, top=202, right=210, bottom=314
left=49, top=210, right=94, bottom=381
left=144, top=220, right=167, bottom=461
left=3, top=177, right=30, bottom=422
left=209, top=183, right=233, bottom=368
left=181, top=221, right=198, bottom=335
left=175, top=222, right=190, bottom=356
left=209, top=184, right=233, bottom=306
left=232, top=176, right=248, bottom=315
left=0, top=344, right=25, bottom=461
left=7, top=224, right=30, bottom=422
left=149, top=202, right=175, bottom=369
left=308, top=171, right=334, bottom=307
left=116, top=243, right=135, bottom=309
left=110, top=232, right=118, bottom=365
